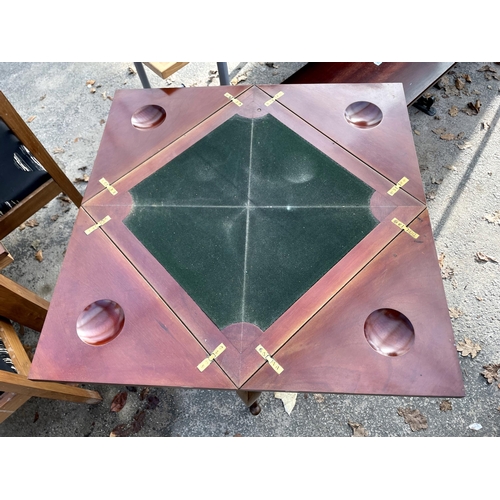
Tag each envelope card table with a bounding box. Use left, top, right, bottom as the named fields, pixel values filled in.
left=29, top=84, right=464, bottom=413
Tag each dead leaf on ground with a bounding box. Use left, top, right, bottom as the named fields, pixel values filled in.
left=109, top=409, right=146, bottom=437
left=58, top=195, right=70, bottom=203
left=481, top=364, right=500, bottom=384
left=440, top=400, right=452, bottom=412
left=110, top=391, right=128, bottom=412
left=145, top=395, right=160, bottom=410
left=314, top=393, right=325, bottom=403
left=414, top=129, right=420, bottom=135
left=478, top=65, right=497, bottom=73
left=25, top=219, right=39, bottom=227
left=31, top=239, right=40, bottom=250
left=484, top=211, right=500, bottom=224
left=33, top=411, right=39, bottom=423
left=348, top=421, right=368, bottom=437
left=449, top=106, right=459, bottom=117
left=441, top=267, right=454, bottom=280
left=86, top=79, right=96, bottom=85
left=440, top=133, right=455, bottom=141
left=230, top=74, right=248, bottom=85
left=455, top=78, right=465, bottom=90
left=464, top=74, right=472, bottom=82
left=475, top=252, right=498, bottom=263
left=443, top=164, right=457, bottom=171
left=432, top=127, right=447, bottom=135
left=457, top=142, right=473, bottom=150
left=35, top=249, right=43, bottom=262
left=51, top=214, right=59, bottom=222
left=449, top=307, right=463, bottom=319
left=456, top=338, right=481, bottom=358
left=275, top=392, right=298, bottom=415
left=26, top=115, right=36, bottom=123
left=438, top=253, right=446, bottom=268
left=398, top=407, right=428, bottom=432
left=53, top=147, right=65, bottom=154
left=128, top=66, right=136, bottom=75
left=467, top=100, right=481, bottom=114
left=74, top=174, right=90, bottom=183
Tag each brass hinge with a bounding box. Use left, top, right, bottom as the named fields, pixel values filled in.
left=256, top=344, right=284, bottom=374
left=264, top=91, right=284, bottom=106
left=224, top=93, right=243, bottom=107
left=392, top=218, right=419, bottom=239
left=387, top=177, right=409, bottom=196
left=197, top=343, right=226, bottom=372
left=85, top=215, right=111, bottom=235
left=99, top=177, right=118, bottom=195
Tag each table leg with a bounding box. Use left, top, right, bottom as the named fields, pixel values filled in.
left=134, top=62, right=151, bottom=89
left=236, top=390, right=262, bottom=415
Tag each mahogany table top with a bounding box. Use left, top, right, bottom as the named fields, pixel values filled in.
left=29, top=84, right=464, bottom=398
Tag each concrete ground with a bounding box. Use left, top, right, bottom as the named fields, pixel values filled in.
left=0, top=62, right=499, bottom=437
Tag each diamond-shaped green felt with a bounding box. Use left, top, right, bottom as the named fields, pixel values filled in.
left=124, top=114, right=378, bottom=330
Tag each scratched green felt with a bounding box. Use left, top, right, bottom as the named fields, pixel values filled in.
left=124, top=114, right=377, bottom=330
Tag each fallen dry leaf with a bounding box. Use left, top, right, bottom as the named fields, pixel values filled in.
left=348, top=421, right=368, bottom=437
left=440, top=133, right=455, bottom=141
left=484, top=211, right=500, bottom=224
left=464, top=74, right=472, bottom=83
left=31, top=239, right=40, bottom=250
left=457, top=142, right=473, bottom=150
left=478, top=65, right=497, bottom=73
left=25, top=219, right=39, bottom=227
left=314, top=393, right=325, bottom=403
left=467, top=100, right=481, bottom=114
left=145, top=395, right=160, bottom=410
left=18, top=223, right=26, bottom=231
left=139, top=387, right=150, bottom=400
left=443, top=164, right=457, bottom=171
left=455, top=78, right=465, bottom=90
left=441, top=267, right=454, bottom=280
left=51, top=214, right=59, bottom=222
left=128, top=66, right=136, bottom=75
left=449, top=106, right=459, bottom=117
left=275, top=392, right=297, bottom=415
left=481, top=364, right=500, bottom=384
left=26, top=115, right=36, bottom=123
left=456, top=338, right=481, bottom=358
left=53, top=147, right=64, bottom=154
left=110, top=391, right=128, bottom=412
left=58, top=195, right=70, bottom=203
left=109, top=409, right=146, bottom=437
left=449, top=307, right=463, bottom=319
left=35, top=249, right=43, bottom=262
left=86, top=79, right=96, bottom=85
left=440, top=400, right=452, bottom=412
left=398, top=407, right=428, bottom=432
left=438, top=253, right=446, bottom=268
left=432, top=127, right=447, bottom=135
left=475, top=252, right=498, bottom=263
left=231, top=74, right=248, bottom=85
left=74, top=174, right=89, bottom=183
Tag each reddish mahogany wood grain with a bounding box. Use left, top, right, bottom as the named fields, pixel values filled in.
left=258, top=83, right=426, bottom=203
left=29, top=209, right=236, bottom=389
left=284, top=62, right=454, bottom=105
left=241, top=210, right=464, bottom=397
left=83, top=86, right=250, bottom=203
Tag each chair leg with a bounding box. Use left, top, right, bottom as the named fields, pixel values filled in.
left=0, top=275, right=49, bottom=332
left=0, top=392, right=31, bottom=423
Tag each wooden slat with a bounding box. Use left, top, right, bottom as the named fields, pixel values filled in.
left=0, top=91, right=82, bottom=207
left=0, top=178, right=61, bottom=240
left=0, top=392, right=31, bottom=423
left=0, top=242, right=13, bottom=270
left=143, top=62, right=189, bottom=79
left=0, top=274, right=49, bottom=332
left=0, top=318, right=32, bottom=376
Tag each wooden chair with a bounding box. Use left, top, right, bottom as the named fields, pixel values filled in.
left=0, top=274, right=101, bottom=423
left=0, top=90, right=82, bottom=241
left=0, top=242, right=13, bottom=270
